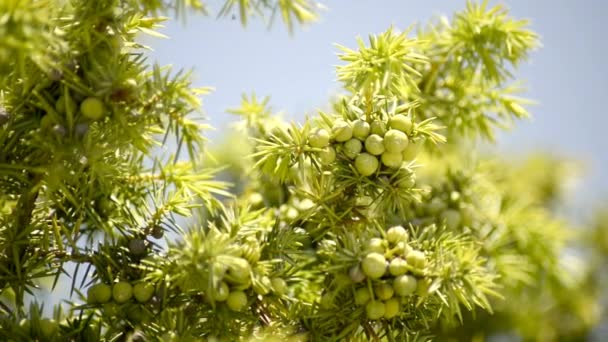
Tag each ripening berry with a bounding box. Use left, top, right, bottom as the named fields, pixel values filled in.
left=319, top=146, right=336, bottom=165
left=133, top=283, right=155, bottom=303
left=128, top=239, right=147, bottom=256
left=355, top=153, right=379, bottom=176
left=383, top=298, right=400, bottom=319
left=88, top=283, right=112, bottom=304
left=389, top=114, right=413, bottom=133
left=75, top=123, right=89, bottom=138
left=354, top=287, right=371, bottom=305
left=383, top=129, right=409, bottom=153
left=374, top=283, right=394, bottom=300
left=343, top=138, right=363, bottom=159
left=212, top=282, right=230, bottom=302
left=366, top=238, right=386, bottom=254
left=441, top=209, right=462, bottom=230
left=80, top=97, right=106, bottom=120
left=332, top=120, right=353, bottom=142
left=362, top=253, right=387, bottom=279
left=39, top=319, right=58, bottom=339
left=271, top=277, right=288, bottom=295
left=406, top=250, right=426, bottom=269
left=151, top=225, right=164, bottom=239
left=112, top=281, right=133, bottom=303
left=0, top=108, right=9, bottom=125
left=349, top=264, right=366, bottom=283
left=381, top=151, right=403, bottom=169
left=389, top=257, right=408, bottom=276
left=401, top=139, right=422, bottom=161
left=309, top=128, right=330, bottom=148
left=366, top=301, right=386, bottom=320
left=352, top=120, right=371, bottom=140
left=370, top=120, right=387, bottom=136
left=393, top=275, right=417, bottom=296
left=386, top=226, right=408, bottom=245
left=52, top=124, right=67, bottom=137
left=226, top=291, right=248, bottom=311
left=364, top=134, right=385, bottom=156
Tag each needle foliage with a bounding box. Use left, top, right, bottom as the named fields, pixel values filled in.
left=1, top=1, right=606, bottom=341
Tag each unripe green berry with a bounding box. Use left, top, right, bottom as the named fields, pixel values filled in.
left=309, top=128, right=330, bottom=148
left=212, top=282, right=230, bottom=302
left=133, top=282, right=155, bottom=303
left=242, top=240, right=261, bottom=265
left=112, top=281, right=133, bottom=303
left=343, top=138, right=363, bottom=159
left=386, top=226, right=408, bottom=245
left=383, top=129, right=409, bottom=153
left=88, top=283, right=112, bottom=304
left=397, top=171, right=416, bottom=189
left=427, top=197, right=446, bottom=215
left=361, top=253, right=387, bottom=279
left=320, top=293, right=333, bottom=309
left=406, top=250, right=426, bottom=269
left=349, top=265, right=366, bottom=283
left=39, top=319, right=58, bottom=339
left=55, top=95, right=77, bottom=114
left=352, top=120, right=371, bottom=140
left=319, top=146, right=336, bottom=165
left=370, top=120, right=387, bottom=136
left=374, top=283, right=394, bottom=300
left=333, top=273, right=352, bottom=288
left=19, top=318, right=30, bottom=333
left=254, top=276, right=272, bottom=296
left=332, top=120, right=353, bottom=142
left=226, top=258, right=251, bottom=284
left=364, top=134, right=385, bottom=156
left=388, top=114, right=413, bottom=133
left=354, top=287, right=371, bottom=305
left=401, top=140, right=422, bottom=160
left=383, top=298, right=400, bottom=319
left=226, top=291, right=248, bottom=311
left=381, top=151, right=403, bottom=168
left=416, top=278, right=432, bottom=296
left=80, top=97, right=106, bottom=120
left=40, top=114, right=57, bottom=131
left=441, top=209, right=462, bottom=230
left=461, top=207, right=474, bottom=227
left=393, top=275, right=417, bottom=296
left=366, top=301, right=385, bottom=320
left=271, top=277, right=288, bottom=295
left=366, top=238, right=386, bottom=254
left=355, top=153, right=379, bottom=176
left=389, top=258, right=408, bottom=276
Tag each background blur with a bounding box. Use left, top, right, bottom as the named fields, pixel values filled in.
left=147, top=0, right=608, bottom=220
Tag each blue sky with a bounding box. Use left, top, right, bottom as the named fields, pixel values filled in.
left=146, top=0, right=608, bottom=216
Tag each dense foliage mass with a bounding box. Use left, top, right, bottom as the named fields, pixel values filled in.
left=1, top=0, right=606, bottom=341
